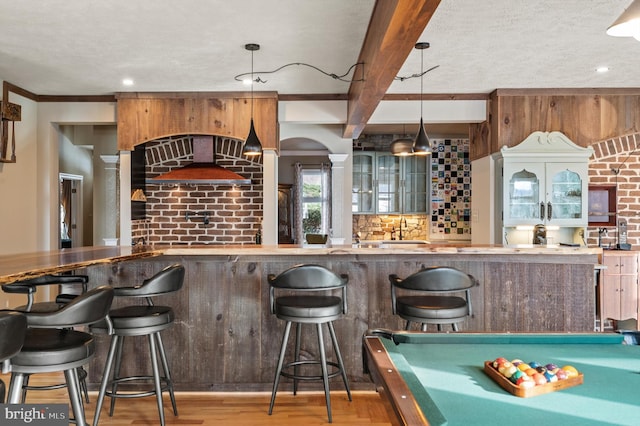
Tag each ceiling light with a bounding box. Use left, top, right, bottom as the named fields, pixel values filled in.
left=390, top=138, right=414, bottom=156
left=122, top=78, right=134, bottom=86
left=413, top=42, right=432, bottom=156
left=596, top=66, right=610, bottom=73
left=242, top=43, right=263, bottom=157
left=607, top=0, right=640, bottom=40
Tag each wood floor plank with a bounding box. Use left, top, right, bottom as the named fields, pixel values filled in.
left=0, top=373, right=393, bottom=425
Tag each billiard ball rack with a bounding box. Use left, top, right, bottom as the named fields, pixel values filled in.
left=483, top=361, right=584, bottom=398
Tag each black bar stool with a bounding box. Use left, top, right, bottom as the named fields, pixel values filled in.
left=0, top=311, right=27, bottom=402
left=267, top=264, right=351, bottom=423
left=92, top=264, right=185, bottom=426
left=6, top=286, right=114, bottom=426
left=389, top=266, right=478, bottom=331
left=1, top=274, right=91, bottom=402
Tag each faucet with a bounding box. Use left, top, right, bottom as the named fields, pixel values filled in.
left=398, top=216, right=408, bottom=241
left=598, top=228, right=608, bottom=248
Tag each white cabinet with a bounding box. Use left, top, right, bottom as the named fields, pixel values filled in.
left=600, top=252, right=639, bottom=328
left=352, top=153, right=428, bottom=214
left=498, top=131, right=594, bottom=244
left=503, top=161, right=587, bottom=226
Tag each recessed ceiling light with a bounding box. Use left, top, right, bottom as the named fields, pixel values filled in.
left=596, top=66, right=610, bottom=73
left=122, top=78, right=134, bottom=86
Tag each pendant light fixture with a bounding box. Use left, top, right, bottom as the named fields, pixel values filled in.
left=242, top=43, right=263, bottom=156
left=412, top=42, right=432, bottom=156
left=390, top=124, right=413, bottom=156
left=607, top=0, right=640, bottom=41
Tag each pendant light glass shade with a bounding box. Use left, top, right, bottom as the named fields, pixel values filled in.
left=607, top=0, right=640, bottom=40
left=242, top=43, right=263, bottom=156
left=412, top=42, right=432, bottom=155
left=413, top=118, right=431, bottom=156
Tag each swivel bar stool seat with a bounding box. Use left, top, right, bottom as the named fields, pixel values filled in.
left=6, top=286, right=114, bottom=426
left=1, top=274, right=91, bottom=402
left=92, top=263, right=185, bottom=426
left=268, top=264, right=351, bottom=423
left=0, top=311, right=27, bottom=402
left=390, top=266, right=478, bottom=331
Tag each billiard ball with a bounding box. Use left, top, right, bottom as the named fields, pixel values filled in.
left=503, top=364, right=518, bottom=378
left=517, top=377, right=536, bottom=388
left=510, top=370, right=524, bottom=383
left=543, top=370, right=558, bottom=382
left=545, top=363, right=558, bottom=371
left=511, top=358, right=524, bottom=366
left=529, top=361, right=541, bottom=369
left=555, top=369, right=568, bottom=380
left=524, top=368, right=537, bottom=377
left=561, top=365, right=579, bottom=378
left=493, top=357, right=508, bottom=369
left=535, top=366, right=547, bottom=375
left=532, top=373, right=547, bottom=386
left=517, top=363, right=530, bottom=372
left=498, top=361, right=513, bottom=375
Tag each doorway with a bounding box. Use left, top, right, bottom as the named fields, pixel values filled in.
left=59, top=173, right=83, bottom=249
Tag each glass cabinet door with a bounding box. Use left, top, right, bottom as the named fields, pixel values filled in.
left=506, top=167, right=542, bottom=224
left=403, top=155, right=428, bottom=213
left=547, top=164, right=584, bottom=222
left=376, top=154, right=400, bottom=213
left=352, top=153, right=374, bottom=213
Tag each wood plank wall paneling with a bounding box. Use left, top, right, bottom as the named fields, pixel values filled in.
left=487, top=91, right=640, bottom=154
left=80, top=253, right=597, bottom=392
left=115, top=93, right=279, bottom=151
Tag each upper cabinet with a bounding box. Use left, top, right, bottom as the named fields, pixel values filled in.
left=500, top=131, right=594, bottom=227
left=352, top=152, right=428, bottom=214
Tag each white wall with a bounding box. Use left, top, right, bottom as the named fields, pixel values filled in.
left=470, top=155, right=496, bottom=244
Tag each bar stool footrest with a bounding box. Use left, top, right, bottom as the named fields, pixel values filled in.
left=280, top=360, right=343, bottom=381
left=105, top=375, right=172, bottom=399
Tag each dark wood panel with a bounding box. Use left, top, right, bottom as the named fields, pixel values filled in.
left=80, top=252, right=596, bottom=391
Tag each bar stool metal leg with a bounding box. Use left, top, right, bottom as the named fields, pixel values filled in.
left=327, top=321, right=351, bottom=401
left=293, top=322, right=302, bottom=395
left=93, top=334, right=119, bottom=426
left=155, top=332, right=178, bottom=415
left=269, top=321, right=292, bottom=415
left=149, top=333, right=166, bottom=426
left=108, top=335, right=126, bottom=416
left=316, top=323, right=332, bottom=423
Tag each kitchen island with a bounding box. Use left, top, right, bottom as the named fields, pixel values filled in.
left=0, top=243, right=601, bottom=391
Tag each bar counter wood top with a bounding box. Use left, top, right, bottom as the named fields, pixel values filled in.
left=0, top=243, right=603, bottom=392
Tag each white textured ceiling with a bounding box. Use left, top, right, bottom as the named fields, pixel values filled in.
left=0, top=0, right=638, bottom=97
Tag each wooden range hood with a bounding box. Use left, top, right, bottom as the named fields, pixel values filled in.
left=115, top=92, right=279, bottom=152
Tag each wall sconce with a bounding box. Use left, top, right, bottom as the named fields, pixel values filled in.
left=607, top=0, right=640, bottom=41
left=131, top=188, right=147, bottom=202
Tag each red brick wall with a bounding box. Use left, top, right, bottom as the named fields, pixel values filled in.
left=588, top=133, right=640, bottom=248
left=132, top=135, right=262, bottom=245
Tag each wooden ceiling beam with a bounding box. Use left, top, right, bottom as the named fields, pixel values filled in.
left=343, top=0, right=441, bottom=139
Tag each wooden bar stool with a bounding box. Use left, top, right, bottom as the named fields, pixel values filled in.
left=92, top=264, right=185, bottom=426
left=267, top=264, right=351, bottom=423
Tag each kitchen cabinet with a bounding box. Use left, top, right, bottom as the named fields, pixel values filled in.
left=600, top=252, right=639, bottom=330
left=352, top=152, right=428, bottom=214
left=497, top=131, right=593, bottom=245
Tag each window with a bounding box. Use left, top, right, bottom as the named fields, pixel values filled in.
left=301, top=167, right=331, bottom=235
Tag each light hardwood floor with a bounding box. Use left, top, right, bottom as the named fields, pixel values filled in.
left=0, top=372, right=394, bottom=425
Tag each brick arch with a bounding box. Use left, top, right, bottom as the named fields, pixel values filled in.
left=587, top=132, right=640, bottom=247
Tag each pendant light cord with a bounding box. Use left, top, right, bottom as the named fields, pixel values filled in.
left=420, top=46, right=424, bottom=119
left=251, top=48, right=254, bottom=119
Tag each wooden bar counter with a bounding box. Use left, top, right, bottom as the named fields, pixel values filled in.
left=0, top=243, right=602, bottom=391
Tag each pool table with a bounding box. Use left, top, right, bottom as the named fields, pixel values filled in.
left=363, top=331, right=640, bottom=426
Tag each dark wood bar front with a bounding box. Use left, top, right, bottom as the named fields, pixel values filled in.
left=0, top=245, right=600, bottom=391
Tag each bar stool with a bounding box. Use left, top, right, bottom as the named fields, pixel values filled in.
left=92, top=263, right=185, bottom=426
left=389, top=266, right=478, bottom=331
left=0, top=311, right=27, bottom=402
left=1, top=274, right=91, bottom=402
left=7, top=286, right=114, bottom=426
left=267, top=264, right=351, bottom=423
